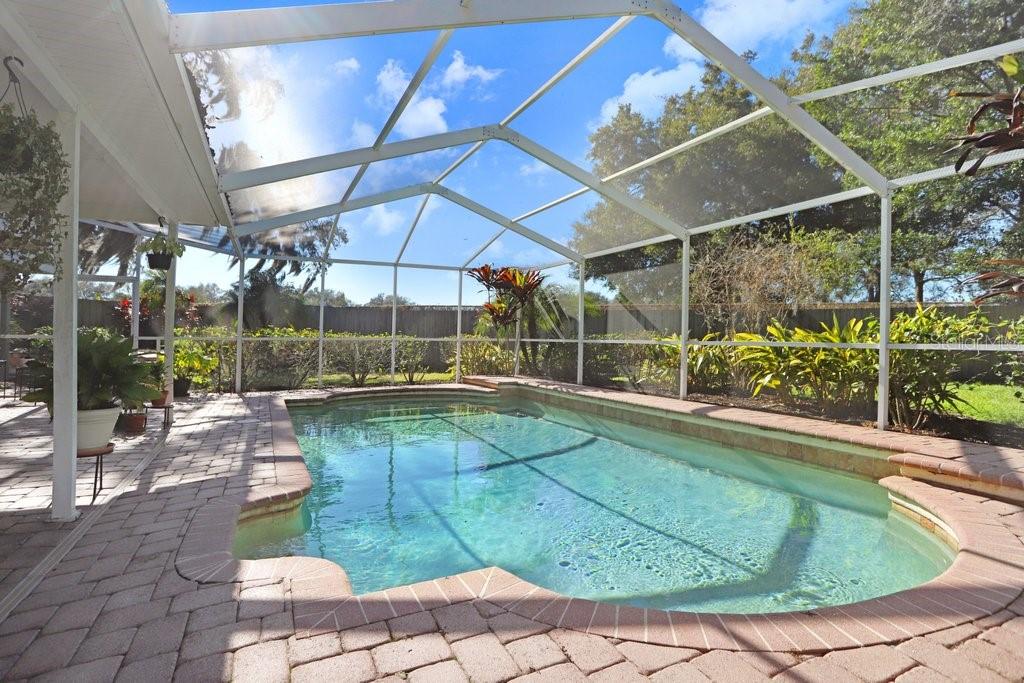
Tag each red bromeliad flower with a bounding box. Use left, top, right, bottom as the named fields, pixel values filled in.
left=468, top=264, right=547, bottom=329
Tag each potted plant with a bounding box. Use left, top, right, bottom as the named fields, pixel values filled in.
left=23, top=328, right=162, bottom=452
left=145, top=352, right=170, bottom=406
left=138, top=234, right=184, bottom=270
left=173, top=339, right=217, bottom=396
left=117, top=401, right=148, bottom=434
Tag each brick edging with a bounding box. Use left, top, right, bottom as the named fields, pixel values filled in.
left=288, top=474, right=1024, bottom=653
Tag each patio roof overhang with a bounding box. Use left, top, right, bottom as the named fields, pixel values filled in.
left=0, top=0, right=227, bottom=226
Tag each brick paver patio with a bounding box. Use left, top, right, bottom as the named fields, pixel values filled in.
left=0, top=387, right=1023, bottom=682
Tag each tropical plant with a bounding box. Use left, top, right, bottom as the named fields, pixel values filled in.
left=686, top=335, right=734, bottom=394
left=137, top=233, right=185, bottom=257
left=23, top=328, right=161, bottom=413
left=173, top=338, right=219, bottom=390
left=948, top=56, right=1024, bottom=176
left=964, top=259, right=1024, bottom=303
left=466, top=265, right=546, bottom=330
left=734, top=316, right=879, bottom=417
left=0, top=103, right=70, bottom=292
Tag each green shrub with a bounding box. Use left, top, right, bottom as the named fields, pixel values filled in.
left=242, top=327, right=319, bottom=390
left=324, top=333, right=390, bottom=387
left=734, top=316, right=878, bottom=418
left=395, top=337, right=429, bottom=385
left=686, top=335, right=735, bottom=394
left=888, top=306, right=992, bottom=428
left=998, top=317, right=1024, bottom=401
left=446, top=335, right=517, bottom=377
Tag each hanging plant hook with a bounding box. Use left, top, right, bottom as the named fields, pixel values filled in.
left=2, top=56, right=28, bottom=118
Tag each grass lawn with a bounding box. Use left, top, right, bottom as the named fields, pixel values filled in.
left=313, top=371, right=454, bottom=388
left=953, top=383, right=1024, bottom=427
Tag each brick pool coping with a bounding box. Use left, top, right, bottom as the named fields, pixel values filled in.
left=174, top=382, right=1024, bottom=654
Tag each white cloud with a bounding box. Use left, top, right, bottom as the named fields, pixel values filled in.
left=518, top=159, right=552, bottom=177
left=363, top=204, right=405, bottom=236
left=349, top=119, right=377, bottom=148
left=332, top=57, right=361, bottom=79
left=441, top=50, right=503, bottom=92
left=601, top=0, right=846, bottom=125
left=688, top=0, right=845, bottom=56
left=373, top=59, right=449, bottom=138
left=598, top=61, right=703, bottom=123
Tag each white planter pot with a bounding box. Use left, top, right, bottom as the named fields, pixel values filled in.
left=77, top=407, right=121, bottom=452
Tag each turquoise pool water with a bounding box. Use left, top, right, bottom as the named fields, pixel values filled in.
left=235, top=397, right=953, bottom=613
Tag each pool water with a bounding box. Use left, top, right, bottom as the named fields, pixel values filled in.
left=235, top=397, right=953, bottom=613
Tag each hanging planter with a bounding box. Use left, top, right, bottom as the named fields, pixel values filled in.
left=138, top=233, right=185, bottom=271
left=0, top=57, right=71, bottom=294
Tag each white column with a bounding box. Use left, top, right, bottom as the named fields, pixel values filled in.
left=390, top=265, right=398, bottom=383
left=513, top=310, right=522, bottom=377
left=130, top=244, right=141, bottom=349
left=576, top=260, right=585, bottom=384
left=877, top=194, right=892, bottom=430
left=317, top=268, right=326, bottom=388
left=234, top=257, right=244, bottom=393
left=455, top=270, right=463, bottom=383
left=52, top=110, right=80, bottom=521
left=679, top=236, right=690, bottom=399
left=163, top=222, right=178, bottom=401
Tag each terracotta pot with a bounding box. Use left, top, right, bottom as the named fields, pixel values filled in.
left=119, top=412, right=147, bottom=434
left=77, top=407, right=121, bottom=452
left=151, top=389, right=170, bottom=407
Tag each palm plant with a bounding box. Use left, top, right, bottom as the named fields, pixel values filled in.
left=23, top=328, right=162, bottom=413
left=947, top=55, right=1024, bottom=175
left=964, top=259, right=1024, bottom=303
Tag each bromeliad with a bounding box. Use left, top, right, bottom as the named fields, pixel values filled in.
left=947, top=55, right=1024, bottom=176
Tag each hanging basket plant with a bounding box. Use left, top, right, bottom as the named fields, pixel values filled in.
left=0, top=102, right=70, bottom=292
left=138, top=234, right=185, bottom=270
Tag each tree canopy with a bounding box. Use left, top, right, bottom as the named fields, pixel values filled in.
left=576, top=0, right=1024, bottom=308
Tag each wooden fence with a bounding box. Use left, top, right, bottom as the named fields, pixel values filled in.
left=6, top=297, right=1023, bottom=340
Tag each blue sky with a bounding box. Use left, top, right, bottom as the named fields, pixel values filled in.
left=167, top=0, right=857, bottom=304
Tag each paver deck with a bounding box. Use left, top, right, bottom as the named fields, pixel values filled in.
left=0, top=385, right=1022, bottom=682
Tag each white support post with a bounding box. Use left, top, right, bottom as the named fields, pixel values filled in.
left=514, top=310, right=522, bottom=377
left=234, top=257, right=244, bottom=393
left=130, top=244, right=141, bottom=349
left=163, top=222, right=178, bottom=402
left=390, top=266, right=398, bottom=384
left=317, top=268, right=326, bottom=388
left=576, top=260, right=585, bottom=385
left=455, top=271, right=464, bottom=383
left=877, top=194, right=892, bottom=430
left=51, top=110, right=80, bottom=522
left=679, top=236, right=690, bottom=399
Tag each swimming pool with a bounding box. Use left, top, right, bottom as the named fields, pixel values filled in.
left=235, top=395, right=953, bottom=613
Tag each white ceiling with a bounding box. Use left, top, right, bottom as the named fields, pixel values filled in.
left=0, top=0, right=226, bottom=226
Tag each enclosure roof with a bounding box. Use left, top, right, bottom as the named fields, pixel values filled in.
left=7, top=0, right=1024, bottom=268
